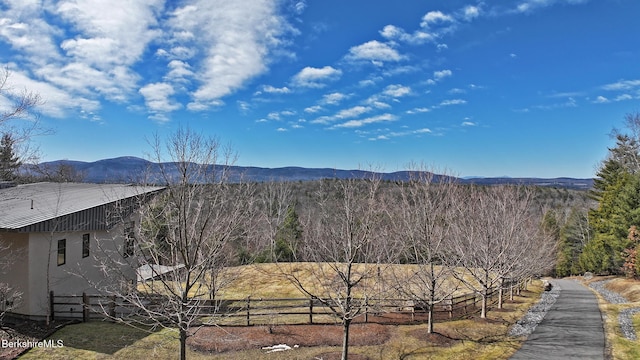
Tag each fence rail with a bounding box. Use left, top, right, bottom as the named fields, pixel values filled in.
left=50, top=279, right=526, bottom=325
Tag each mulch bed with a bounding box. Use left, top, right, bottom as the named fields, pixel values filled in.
left=189, top=323, right=391, bottom=353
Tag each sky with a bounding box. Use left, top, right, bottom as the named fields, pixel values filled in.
left=1, top=0, right=639, bottom=178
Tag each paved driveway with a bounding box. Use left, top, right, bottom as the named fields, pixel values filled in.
left=510, top=279, right=605, bottom=360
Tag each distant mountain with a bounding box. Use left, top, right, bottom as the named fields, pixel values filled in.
left=26, top=157, right=594, bottom=189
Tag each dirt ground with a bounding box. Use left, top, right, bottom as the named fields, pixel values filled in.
left=189, top=323, right=390, bottom=353
left=188, top=322, right=460, bottom=359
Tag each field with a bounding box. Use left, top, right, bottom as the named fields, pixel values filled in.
left=19, top=263, right=546, bottom=360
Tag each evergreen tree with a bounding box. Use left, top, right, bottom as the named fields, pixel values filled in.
left=581, top=135, right=640, bottom=274
left=274, top=205, right=303, bottom=262
left=0, top=133, right=21, bottom=181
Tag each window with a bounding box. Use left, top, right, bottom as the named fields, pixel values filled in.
left=123, top=222, right=135, bottom=258
left=82, top=233, right=90, bottom=258
left=57, top=239, right=66, bottom=266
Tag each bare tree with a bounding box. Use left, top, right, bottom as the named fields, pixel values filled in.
left=255, top=180, right=293, bottom=262
left=280, top=175, right=394, bottom=360
left=92, top=128, right=254, bottom=360
left=449, top=185, right=541, bottom=318
left=0, top=240, right=22, bottom=326
left=389, top=166, right=460, bottom=333
left=0, top=67, right=46, bottom=171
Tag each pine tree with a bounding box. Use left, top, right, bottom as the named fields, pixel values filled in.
left=582, top=156, right=640, bottom=274
left=0, top=133, right=21, bottom=181
left=274, top=205, right=303, bottom=262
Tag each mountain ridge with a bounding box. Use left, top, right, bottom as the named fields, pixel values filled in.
left=29, top=156, right=594, bottom=189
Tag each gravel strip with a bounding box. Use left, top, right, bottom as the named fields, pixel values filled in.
left=587, top=279, right=640, bottom=340
left=509, top=282, right=561, bottom=337
left=619, top=308, right=640, bottom=340
left=588, top=280, right=628, bottom=304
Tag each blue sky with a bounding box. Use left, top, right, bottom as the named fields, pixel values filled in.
left=1, top=0, right=639, bottom=178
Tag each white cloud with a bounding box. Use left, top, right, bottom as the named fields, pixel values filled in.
left=439, top=99, right=467, bottom=106
left=462, top=121, right=476, bottom=126
left=407, top=107, right=431, bottom=114
left=333, top=113, right=397, bottom=129
left=294, top=1, right=307, bottom=15
left=1, top=65, right=100, bottom=118
left=512, top=0, right=588, bottom=14
left=414, top=128, right=433, bottom=134
left=593, top=96, right=609, bottom=103
left=262, top=85, right=291, bottom=94
left=380, top=25, right=403, bottom=40
left=421, top=11, right=454, bottom=28
left=383, top=84, right=412, bottom=98
left=335, top=106, right=372, bottom=119
left=615, top=94, right=633, bottom=101
left=602, top=79, right=640, bottom=91
left=139, top=82, right=181, bottom=118
left=370, top=127, right=432, bottom=141
left=165, top=60, right=194, bottom=83
left=0, top=4, right=63, bottom=65
left=379, top=25, right=436, bottom=45
left=310, top=115, right=332, bottom=125
left=322, top=92, right=348, bottom=105
left=56, top=0, right=163, bottom=68
left=237, top=101, right=250, bottom=112
left=371, top=101, right=391, bottom=109
left=170, top=0, right=295, bottom=110
left=461, top=5, right=481, bottom=21
left=0, top=0, right=297, bottom=119
left=433, top=69, right=453, bottom=81
left=346, top=40, right=405, bottom=62
left=291, top=66, right=342, bottom=88
left=304, top=105, right=323, bottom=113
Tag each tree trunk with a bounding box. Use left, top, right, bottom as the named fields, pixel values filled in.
left=498, top=278, right=504, bottom=309
left=341, top=319, right=351, bottom=360
left=427, top=302, right=434, bottom=334
left=480, top=290, right=487, bottom=318
left=180, top=327, right=187, bottom=360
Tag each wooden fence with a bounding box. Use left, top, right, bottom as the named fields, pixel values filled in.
left=50, top=281, right=523, bottom=325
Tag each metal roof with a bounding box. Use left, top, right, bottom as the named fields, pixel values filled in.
left=0, top=182, right=164, bottom=230
left=137, top=264, right=186, bottom=282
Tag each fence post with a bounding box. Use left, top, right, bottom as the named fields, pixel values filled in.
left=49, top=291, right=55, bottom=321
left=309, top=298, right=313, bottom=324
left=364, top=296, right=368, bottom=323
left=246, top=296, right=251, bottom=326
left=82, top=293, right=89, bottom=322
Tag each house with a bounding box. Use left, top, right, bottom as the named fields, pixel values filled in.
left=0, top=182, right=164, bottom=319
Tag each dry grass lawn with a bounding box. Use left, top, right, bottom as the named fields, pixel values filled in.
left=21, top=263, right=545, bottom=359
